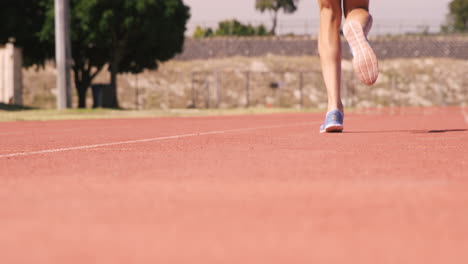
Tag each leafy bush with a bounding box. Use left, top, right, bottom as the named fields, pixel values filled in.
left=193, top=26, right=214, bottom=39
left=193, top=19, right=270, bottom=38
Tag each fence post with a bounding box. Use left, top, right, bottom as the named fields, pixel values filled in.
left=215, top=71, right=221, bottom=108
left=299, top=72, right=304, bottom=108
left=166, top=74, right=171, bottom=109
left=205, top=79, right=210, bottom=109
left=135, top=74, right=139, bottom=110
left=245, top=71, right=250, bottom=108
left=391, top=75, right=397, bottom=107
left=191, top=72, right=196, bottom=108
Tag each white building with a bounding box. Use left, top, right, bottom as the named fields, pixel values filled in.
left=0, top=42, right=23, bottom=105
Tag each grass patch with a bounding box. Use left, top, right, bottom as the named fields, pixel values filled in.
left=0, top=107, right=321, bottom=122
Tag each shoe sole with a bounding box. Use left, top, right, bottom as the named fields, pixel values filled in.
left=320, top=124, right=344, bottom=134
left=344, top=21, right=379, bottom=86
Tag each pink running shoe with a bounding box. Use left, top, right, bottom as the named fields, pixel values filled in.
left=343, top=19, right=379, bottom=86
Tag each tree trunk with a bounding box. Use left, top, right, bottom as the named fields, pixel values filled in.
left=73, top=68, right=89, bottom=109
left=76, top=85, right=87, bottom=108
left=109, top=59, right=119, bottom=108
left=270, top=10, right=279, bottom=35
left=73, top=66, right=104, bottom=109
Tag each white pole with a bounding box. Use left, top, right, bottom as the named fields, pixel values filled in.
left=55, top=0, right=72, bottom=109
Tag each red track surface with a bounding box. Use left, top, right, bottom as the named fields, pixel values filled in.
left=1, top=107, right=468, bottom=263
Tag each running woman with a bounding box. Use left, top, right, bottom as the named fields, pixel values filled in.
left=318, top=0, right=378, bottom=133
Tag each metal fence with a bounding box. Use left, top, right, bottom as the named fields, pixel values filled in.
left=177, top=36, right=468, bottom=61
left=120, top=68, right=468, bottom=110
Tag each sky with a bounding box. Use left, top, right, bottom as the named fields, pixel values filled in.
left=184, top=0, right=453, bottom=35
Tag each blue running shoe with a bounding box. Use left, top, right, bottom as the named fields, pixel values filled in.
left=320, top=109, right=344, bottom=133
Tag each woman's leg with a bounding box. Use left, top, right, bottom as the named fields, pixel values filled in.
left=317, top=0, right=343, bottom=113
left=343, top=0, right=378, bottom=85
left=343, top=0, right=370, bottom=29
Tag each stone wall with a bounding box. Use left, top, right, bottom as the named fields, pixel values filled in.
left=22, top=56, right=468, bottom=109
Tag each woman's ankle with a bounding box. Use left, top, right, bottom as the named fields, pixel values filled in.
left=327, top=104, right=344, bottom=113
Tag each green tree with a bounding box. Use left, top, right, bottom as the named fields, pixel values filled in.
left=255, top=0, right=299, bottom=35
left=447, top=0, right=468, bottom=32
left=0, top=0, right=51, bottom=67
left=193, top=26, right=214, bottom=39
left=41, top=0, right=190, bottom=108
left=193, top=20, right=269, bottom=38
left=216, top=20, right=255, bottom=36
left=256, top=25, right=269, bottom=36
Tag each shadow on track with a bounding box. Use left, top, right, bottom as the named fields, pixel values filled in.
left=0, top=103, right=35, bottom=111
left=345, top=129, right=467, bottom=134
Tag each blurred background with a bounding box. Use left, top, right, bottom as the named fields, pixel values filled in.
left=186, top=0, right=452, bottom=36
left=1, top=0, right=467, bottom=111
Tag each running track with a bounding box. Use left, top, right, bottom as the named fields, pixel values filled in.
left=1, top=107, right=468, bottom=263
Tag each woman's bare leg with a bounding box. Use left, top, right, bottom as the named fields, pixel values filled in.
left=343, top=0, right=370, bottom=29
left=317, top=0, right=343, bottom=113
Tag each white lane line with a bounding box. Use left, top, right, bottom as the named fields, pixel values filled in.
left=0, top=122, right=316, bottom=159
